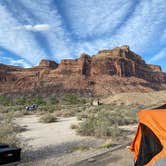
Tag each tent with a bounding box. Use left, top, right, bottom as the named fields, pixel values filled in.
left=130, top=102, right=166, bottom=166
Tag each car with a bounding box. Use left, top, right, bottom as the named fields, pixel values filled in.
left=0, top=144, right=21, bottom=166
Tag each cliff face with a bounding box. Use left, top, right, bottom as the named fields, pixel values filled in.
left=0, top=46, right=166, bottom=96
left=38, top=59, right=58, bottom=69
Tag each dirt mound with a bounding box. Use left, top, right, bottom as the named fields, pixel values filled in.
left=102, top=91, right=166, bottom=106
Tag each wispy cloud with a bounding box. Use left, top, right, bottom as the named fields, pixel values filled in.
left=0, top=56, right=31, bottom=67
left=71, top=0, right=166, bottom=58
left=0, top=3, right=48, bottom=65
left=19, top=0, right=73, bottom=60
left=0, top=0, right=166, bottom=70
left=60, top=0, right=134, bottom=39
left=148, top=48, right=166, bottom=63
left=9, top=59, right=31, bottom=67
left=14, top=24, right=51, bottom=31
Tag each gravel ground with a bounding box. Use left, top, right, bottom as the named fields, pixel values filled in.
left=16, top=115, right=105, bottom=166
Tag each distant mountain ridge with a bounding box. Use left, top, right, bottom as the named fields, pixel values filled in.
left=0, top=45, right=166, bottom=97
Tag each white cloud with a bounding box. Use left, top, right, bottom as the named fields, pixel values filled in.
left=0, top=4, right=48, bottom=65
left=61, top=0, right=133, bottom=38
left=15, top=24, right=51, bottom=31
left=9, top=59, right=31, bottom=67
left=0, top=56, right=31, bottom=67
left=0, top=0, right=166, bottom=67
left=72, top=0, right=166, bottom=58
left=19, top=0, right=73, bottom=60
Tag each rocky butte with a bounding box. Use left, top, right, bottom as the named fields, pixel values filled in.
left=0, top=45, right=166, bottom=97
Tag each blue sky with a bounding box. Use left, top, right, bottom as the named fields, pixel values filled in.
left=0, top=0, right=166, bottom=71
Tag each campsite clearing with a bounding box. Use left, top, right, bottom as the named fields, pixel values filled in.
left=16, top=115, right=106, bottom=165
left=16, top=115, right=137, bottom=165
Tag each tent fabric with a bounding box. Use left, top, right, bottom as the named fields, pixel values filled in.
left=135, top=123, right=163, bottom=165
left=152, top=158, right=166, bottom=166
left=130, top=105, right=166, bottom=166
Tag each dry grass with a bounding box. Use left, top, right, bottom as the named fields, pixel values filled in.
left=54, top=110, right=75, bottom=117
left=98, top=139, right=112, bottom=149
left=77, top=112, right=120, bottom=138
left=70, top=123, right=79, bottom=129
left=0, top=112, right=21, bottom=147
left=39, top=113, right=58, bottom=123
left=69, top=145, right=90, bottom=152
left=76, top=104, right=139, bottom=139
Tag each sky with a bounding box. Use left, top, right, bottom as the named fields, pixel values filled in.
left=0, top=0, right=166, bottom=71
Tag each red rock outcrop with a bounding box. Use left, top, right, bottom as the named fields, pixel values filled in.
left=148, top=64, right=162, bottom=72
left=0, top=46, right=166, bottom=96
left=38, top=59, right=58, bottom=69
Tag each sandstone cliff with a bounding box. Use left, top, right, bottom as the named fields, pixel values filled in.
left=0, top=46, right=166, bottom=96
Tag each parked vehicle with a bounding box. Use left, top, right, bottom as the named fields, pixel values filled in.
left=0, top=144, right=21, bottom=166
left=25, top=104, right=38, bottom=112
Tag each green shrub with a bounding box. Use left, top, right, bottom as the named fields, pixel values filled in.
left=77, top=112, right=89, bottom=120
left=37, top=105, right=58, bottom=113
left=49, top=97, right=59, bottom=105
left=14, top=96, right=27, bottom=105
left=77, top=109, right=136, bottom=138
left=0, top=106, right=25, bottom=115
left=39, top=113, right=57, bottom=123
left=77, top=112, right=112, bottom=137
left=0, top=96, right=12, bottom=106
left=76, top=104, right=140, bottom=138
left=63, top=93, right=79, bottom=105
left=32, top=96, right=46, bottom=105
left=79, top=98, right=88, bottom=104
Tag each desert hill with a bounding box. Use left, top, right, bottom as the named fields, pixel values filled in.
left=0, top=45, right=166, bottom=97
left=102, top=91, right=166, bottom=106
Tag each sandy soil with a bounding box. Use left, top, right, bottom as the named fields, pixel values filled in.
left=71, top=124, right=137, bottom=166
left=16, top=115, right=106, bottom=166
left=72, top=146, right=133, bottom=166
left=15, top=115, right=137, bottom=166
left=17, top=116, right=102, bottom=149
left=103, top=90, right=166, bottom=106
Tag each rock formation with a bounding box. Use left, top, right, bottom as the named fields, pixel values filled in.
left=38, top=59, right=58, bottom=69
left=0, top=46, right=166, bottom=96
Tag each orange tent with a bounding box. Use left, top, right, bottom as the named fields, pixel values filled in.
left=130, top=102, right=166, bottom=166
